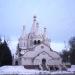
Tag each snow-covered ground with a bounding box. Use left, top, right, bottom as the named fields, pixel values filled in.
left=0, top=66, right=50, bottom=74
left=67, top=65, right=75, bottom=72
left=0, top=66, right=75, bottom=75
left=51, top=71, right=74, bottom=75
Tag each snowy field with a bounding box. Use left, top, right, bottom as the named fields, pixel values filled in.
left=0, top=66, right=75, bottom=75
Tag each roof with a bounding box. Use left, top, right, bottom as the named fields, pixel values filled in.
left=23, top=43, right=61, bottom=59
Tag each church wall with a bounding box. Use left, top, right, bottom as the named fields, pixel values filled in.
left=19, top=37, right=28, bottom=49
left=21, top=57, right=33, bottom=65
left=33, top=52, right=61, bottom=66
left=48, top=59, right=62, bottom=65
left=34, top=44, right=50, bottom=53
left=34, top=44, right=60, bottom=59
left=33, top=53, right=52, bottom=65
left=21, top=43, right=62, bottom=66
left=33, top=37, right=43, bottom=42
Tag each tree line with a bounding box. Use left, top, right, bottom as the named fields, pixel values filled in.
left=61, top=36, right=75, bottom=65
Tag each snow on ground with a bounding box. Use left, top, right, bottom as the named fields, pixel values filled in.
left=51, top=71, right=74, bottom=75
left=67, top=65, right=75, bottom=72
left=0, top=66, right=75, bottom=75
left=0, top=66, right=50, bottom=74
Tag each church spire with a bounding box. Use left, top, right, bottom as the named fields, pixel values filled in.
left=31, top=16, right=37, bottom=34
left=43, top=27, right=47, bottom=40
left=36, top=22, right=39, bottom=34
left=44, top=27, right=47, bottom=36
left=22, top=25, right=26, bottom=36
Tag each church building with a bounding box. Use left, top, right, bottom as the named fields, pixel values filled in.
left=16, top=16, right=62, bottom=70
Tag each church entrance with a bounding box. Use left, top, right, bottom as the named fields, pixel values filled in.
left=42, top=58, right=46, bottom=65
left=40, top=58, right=49, bottom=70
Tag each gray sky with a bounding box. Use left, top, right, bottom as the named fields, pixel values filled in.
left=0, top=0, right=75, bottom=54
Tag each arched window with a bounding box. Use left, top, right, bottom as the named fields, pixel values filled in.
left=38, top=40, right=41, bottom=44
left=34, top=40, right=41, bottom=45
left=34, top=40, right=37, bottom=45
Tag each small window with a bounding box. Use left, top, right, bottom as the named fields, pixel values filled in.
left=34, top=40, right=41, bottom=45
left=41, top=46, right=44, bottom=49
left=34, top=40, right=37, bottom=45
left=38, top=40, right=41, bottom=44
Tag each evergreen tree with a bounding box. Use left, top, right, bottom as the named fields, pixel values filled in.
left=61, top=49, right=69, bottom=63
left=0, top=39, right=12, bottom=66
left=69, top=36, right=75, bottom=64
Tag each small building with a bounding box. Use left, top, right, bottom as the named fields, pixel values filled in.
left=16, top=16, right=62, bottom=70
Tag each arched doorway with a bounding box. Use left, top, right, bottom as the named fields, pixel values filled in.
left=15, top=61, right=18, bottom=65
left=42, top=58, right=46, bottom=65
left=41, top=58, right=49, bottom=70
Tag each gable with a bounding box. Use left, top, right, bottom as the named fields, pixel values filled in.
left=23, top=43, right=61, bottom=59
left=33, top=51, right=54, bottom=60
left=34, top=44, right=60, bottom=58
left=34, top=43, right=50, bottom=52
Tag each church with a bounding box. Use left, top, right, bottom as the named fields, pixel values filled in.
left=15, top=16, right=62, bottom=70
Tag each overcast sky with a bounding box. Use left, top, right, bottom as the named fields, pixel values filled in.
left=0, top=0, right=75, bottom=54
